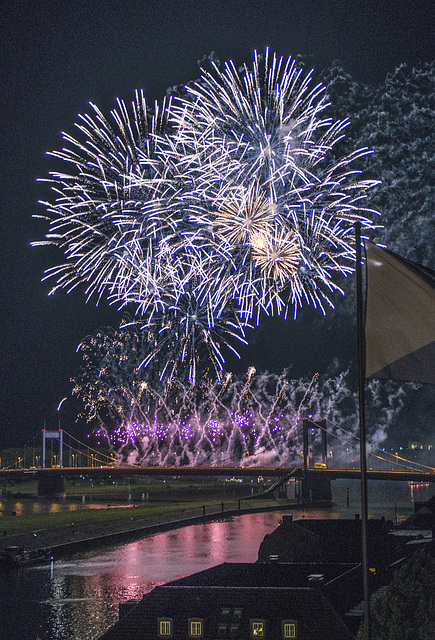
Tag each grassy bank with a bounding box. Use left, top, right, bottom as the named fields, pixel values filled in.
left=0, top=477, right=273, bottom=536
left=1, top=476, right=265, bottom=500
left=0, top=498, right=258, bottom=535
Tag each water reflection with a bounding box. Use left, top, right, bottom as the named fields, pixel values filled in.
left=24, top=512, right=286, bottom=640
left=47, top=574, right=113, bottom=640
left=14, top=501, right=24, bottom=516
left=0, top=499, right=137, bottom=517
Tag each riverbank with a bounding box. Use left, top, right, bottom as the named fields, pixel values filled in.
left=0, top=497, right=297, bottom=563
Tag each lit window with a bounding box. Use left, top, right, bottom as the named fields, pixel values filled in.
left=158, top=618, right=172, bottom=636
left=189, top=619, right=203, bottom=637
left=251, top=620, right=265, bottom=637
left=283, top=620, right=297, bottom=638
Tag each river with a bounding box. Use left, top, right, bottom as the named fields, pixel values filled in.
left=0, top=480, right=432, bottom=640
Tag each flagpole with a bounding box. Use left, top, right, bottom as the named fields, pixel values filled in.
left=355, top=221, right=371, bottom=640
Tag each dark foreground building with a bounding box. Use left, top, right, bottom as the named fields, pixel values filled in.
left=258, top=514, right=395, bottom=567
left=98, top=562, right=358, bottom=639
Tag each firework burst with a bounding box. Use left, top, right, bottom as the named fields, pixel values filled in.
left=35, top=90, right=180, bottom=307
left=170, top=49, right=379, bottom=317
left=36, top=50, right=380, bottom=383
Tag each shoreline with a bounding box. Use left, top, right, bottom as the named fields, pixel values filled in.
left=0, top=499, right=299, bottom=566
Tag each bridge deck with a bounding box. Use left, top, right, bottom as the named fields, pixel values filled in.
left=1, top=465, right=434, bottom=483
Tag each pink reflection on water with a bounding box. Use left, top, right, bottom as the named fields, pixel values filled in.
left=111, top=512, right=286, bottom=581
left=46, top=512, right=288, bottom=639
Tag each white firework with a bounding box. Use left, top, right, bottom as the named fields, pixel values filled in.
left=36, top=51, right=380, bottom=380
left=35, top=91, right=179, bottom=306
left=169, top=48, right=379, bottom=317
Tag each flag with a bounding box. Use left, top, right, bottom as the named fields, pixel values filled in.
left=364, top=241, right=435, bottom=384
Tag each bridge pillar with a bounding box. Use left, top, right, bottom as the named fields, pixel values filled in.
left=298, top=474, right=332, bottom=506
left=38, top=474, right=66, bottom=498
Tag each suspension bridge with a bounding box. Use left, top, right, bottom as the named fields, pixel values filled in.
left=1, top=419, right=434, bottom=502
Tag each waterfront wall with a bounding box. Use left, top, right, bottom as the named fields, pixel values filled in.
left=0, top=501, right=296, bottom=564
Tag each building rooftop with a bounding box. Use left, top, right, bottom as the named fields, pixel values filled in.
left=167, top=560, right=358, bottom=588
left=98, top=562, right=358, bottom=640
left=257, top=515, right=394, bottom=565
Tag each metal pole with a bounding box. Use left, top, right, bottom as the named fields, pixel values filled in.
left=321, top=420, right=327, bottom=466
left=59, top=430, right=63, bottom=468
left=355, top=222, right=371, bottom=640
left=302, top=419, right=309, bottom=470
left=42, top=429, right=46, bottom=469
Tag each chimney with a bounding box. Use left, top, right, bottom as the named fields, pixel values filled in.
left=282, top=515, right=293, bottom=527
left=308, top=574, right=324, bottom=586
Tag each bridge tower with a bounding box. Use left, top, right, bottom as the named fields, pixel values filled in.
left=42, top=429, right=64, bottom=468
left=298, top=419, right=332, bottom=505
left=302, top=419, right=328, bottom=470
left=39, top=429, right=66, bottom=498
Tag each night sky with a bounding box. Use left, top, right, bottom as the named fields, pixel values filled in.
left=1, top=0, right=434, bottom=448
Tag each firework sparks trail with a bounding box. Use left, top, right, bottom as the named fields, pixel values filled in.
left=74, top=325, right=356, bottom=466
left=75, top=321, right=412, bottom=468
left=86, top=367, right=409, bottom=468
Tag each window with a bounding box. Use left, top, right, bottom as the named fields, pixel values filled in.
left=282, top=620, right=297, bottom=638
left=158, top=618, right=172, bottom=636
left=189, top=619, right=203, bottom=637
left=251, top=620, right=265, bottom=637
left=217, top=608, right=242, bottom=638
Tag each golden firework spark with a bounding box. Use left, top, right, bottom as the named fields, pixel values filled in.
left=251, top=227, right=300, bottom=285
